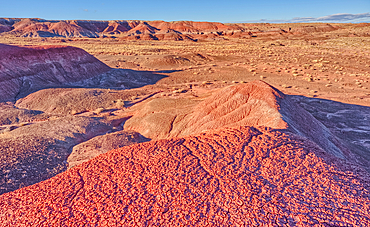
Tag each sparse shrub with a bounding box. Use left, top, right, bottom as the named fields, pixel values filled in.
left=115, top=99, right=125, bottom=109
left=173, top=89, right=187, bottom=94
left=94, top=107, right=104, bottom=114
left=48, top=116, right=59, bottom=121
left=19, top=122, right=28, bottom=127
left=202, top=81, right=212, bottom=85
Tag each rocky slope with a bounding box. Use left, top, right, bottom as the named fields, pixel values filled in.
left=0, top=103, right=45, bottom=125
left=291, top=95, right=370, bottom=173
left=1, top=126, right=369, bottom=226
left=0, top=44, right=110, bottom=102
left=0, top=18, right=339, bottom=41
left=3, top=80, right=369, bottom=196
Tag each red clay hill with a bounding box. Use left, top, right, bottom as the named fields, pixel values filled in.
left=124, top=81, right=368, bottom=171
left=0, top=18, right=338, bottom=40
left=1, top=81, right=370, bottom=225
left=0, top=44, right=110, bottom=102
left=1, top=126, right=370, bottom=226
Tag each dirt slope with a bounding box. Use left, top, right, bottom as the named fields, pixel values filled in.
left=0, top=44, right=110, bottom=102
left=67, top=130, right=149, bottom=169
left=0, top=126, right=369, bottom=226
left=0, top=103, right=45, bottom=126
left=124, top=81, right=360, bottom=168
left=15, top=88, right=155, bottom=115
left=0, top=116, right=114, bottom=194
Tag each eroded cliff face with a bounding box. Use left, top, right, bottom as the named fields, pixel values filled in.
left=0, top=44, right=110, bottom=102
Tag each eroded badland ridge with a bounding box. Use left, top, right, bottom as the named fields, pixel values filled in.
left=0, top=17, right=341, bottom=40
left=0, top=18, right=369, bottom=226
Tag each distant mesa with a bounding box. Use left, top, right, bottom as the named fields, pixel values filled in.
left=291, top=23, right=337, bottom=34
left=0, top=18, right=341, bottom=41
left=0, top=24, right=12, bottom=33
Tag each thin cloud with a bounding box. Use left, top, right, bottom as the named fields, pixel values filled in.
left=82, top=8, right=98, bottom=13
left=291, top=13, right=370, bottom=22
left=237, top=13, right=370, bottom=23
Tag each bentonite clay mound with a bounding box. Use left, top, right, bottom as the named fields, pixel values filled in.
left=175, top=82, right=353, bottom=161
left=67, top=130, right=149, bottom=169
left=0, top=44, right=110, bottom=102
left=15, top=87, right=154, bottom=115
left=1, top=126, right=370, bottom=226
left=124, top=81, right=360, bottom=168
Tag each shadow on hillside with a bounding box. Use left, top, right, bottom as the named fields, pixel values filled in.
left=152, top=69, right=181, bottom=73
left=67, top=68, right=172, bottom=89
left=0, top=122, right=151, bottom=195
left=289, top=95, right=370, bottom=166
left=14, top=68, right=175, bottom=101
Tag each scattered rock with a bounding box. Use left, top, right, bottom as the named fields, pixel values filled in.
left=1, top=126, right=369, bottom=226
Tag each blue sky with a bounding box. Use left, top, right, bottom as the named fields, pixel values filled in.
left=1, top=0, right=369, bottom=23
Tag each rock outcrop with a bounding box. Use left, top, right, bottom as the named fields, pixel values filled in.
left=1, top=126, right=369, bottom=226
left=0, top=44, right=110, bottom=102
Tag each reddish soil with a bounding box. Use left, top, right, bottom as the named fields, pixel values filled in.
left=1, top=126, right=370, bottom=226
